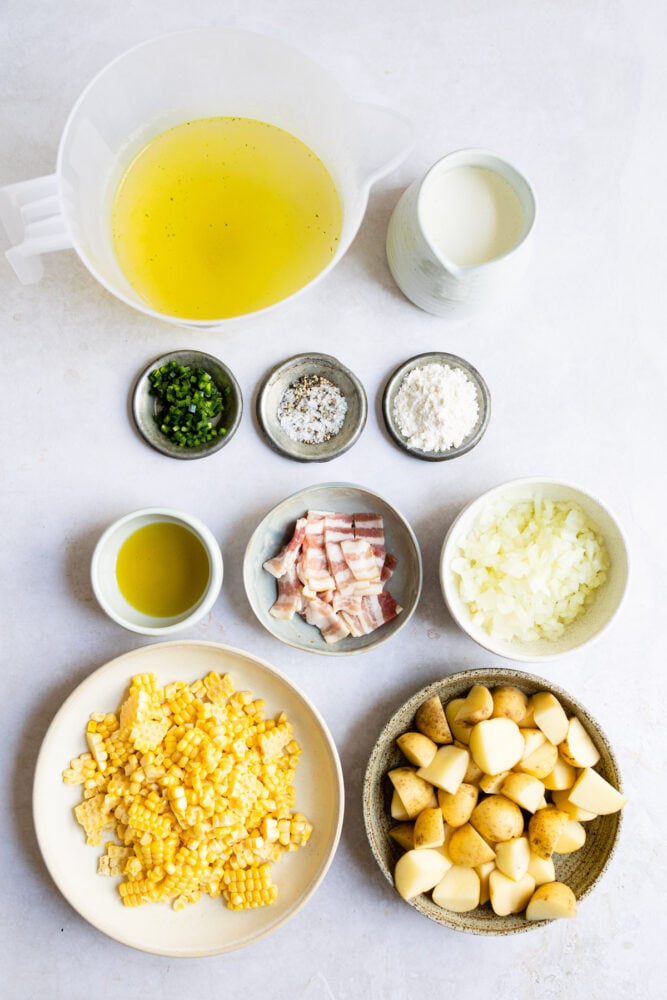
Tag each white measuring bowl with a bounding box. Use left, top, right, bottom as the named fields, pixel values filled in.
left=0, top=28, right=413, bottom=329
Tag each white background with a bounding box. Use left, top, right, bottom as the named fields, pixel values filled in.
left=2, top=1, right=666, bottom=998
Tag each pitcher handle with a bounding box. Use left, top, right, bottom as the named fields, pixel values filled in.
left=353, top=102, right=415, bottom=185
left=0, top=174, right=73, bottom=284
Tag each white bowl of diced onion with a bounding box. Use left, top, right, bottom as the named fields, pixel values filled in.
left=440, top=478, right=629, bottom=661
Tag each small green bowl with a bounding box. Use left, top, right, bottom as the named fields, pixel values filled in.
left=132, top=350, right=243, bottom=460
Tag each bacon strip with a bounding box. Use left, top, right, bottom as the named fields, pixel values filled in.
left=302, top=532, right=335, bottom=592
left=269, top=563, right=303, bottom=620
left=354, top=512, right=386, bottom=573
left=303, top=597, right=351, bottom=644
left=325, top=541, right=357, bottom=595
left=340, top=538, right=381, bottom=583
left=381, top=552, right=398, bottom=582
left=359, top=591, right=402, bottom=633
left=263, top=517, right=307, bottom=578
left=324, top=512, right=354, bottom=545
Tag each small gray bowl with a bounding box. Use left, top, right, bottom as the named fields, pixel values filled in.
left=243, top=482, right=422, bottom=655
left=256, top=353, right=367, bottom=462
left=132, top=350, right=243, bottom=459
left=382, top=352, right=490, bottom=461
left=363, top=667, right=624, bottom=935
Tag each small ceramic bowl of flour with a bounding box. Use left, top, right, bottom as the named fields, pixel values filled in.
left=382, top=352, right=491, bottom=460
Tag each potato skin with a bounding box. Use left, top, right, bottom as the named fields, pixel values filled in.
left=526, top=881, right=577, bottom=920
left=438, top=783, right=478, bottom=828
left=448, top=823, right=496, bottom=867
left=397, top=731, right=438, bottom=768
left=528, top=806, right=570, bottom=860
left=491, top=686, right=529, bottom=725
left=415, top=696, right=453, bottom=744
left=470, top=795, right=524, bottom=843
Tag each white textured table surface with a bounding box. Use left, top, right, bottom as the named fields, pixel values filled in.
left=2, top=2, right=666, bottom=998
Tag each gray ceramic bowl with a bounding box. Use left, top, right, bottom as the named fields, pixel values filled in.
left=132, top=350, right=243, bottom=459
left=256, top=354, right=367, bottom=462
left=363, top=667, right=624, bottom=935
left=440, top=478, right=629, bottom=661
left=382, top=352, right=490, bottom=461
left=243, top=482, right=422, bottom=655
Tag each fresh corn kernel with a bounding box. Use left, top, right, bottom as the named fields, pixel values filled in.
left=63, top=671, right=312, bottom=914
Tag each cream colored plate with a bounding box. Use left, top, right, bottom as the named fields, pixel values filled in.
left=33, top=640, right=344, bottom=956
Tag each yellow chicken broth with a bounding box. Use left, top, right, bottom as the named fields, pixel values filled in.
left=111, top=117, right=341, bottom=319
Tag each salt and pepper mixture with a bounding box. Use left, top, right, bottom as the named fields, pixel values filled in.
left=277, top=374, right=348, bottom=445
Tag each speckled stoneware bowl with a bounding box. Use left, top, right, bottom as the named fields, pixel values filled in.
left=382, top=352, right=490, bottom=461
left=363, top=667, right=624, bottom=935
left=243, top=482, right=422, bottom=655
left=256, top=353, right=367, bottom=462
left=440, top=478, right=629, bottom=661
left=132, top=350, right=243, bottom=459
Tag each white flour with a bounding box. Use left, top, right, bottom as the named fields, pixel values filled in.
left=393, top=362, right=479, bottom=452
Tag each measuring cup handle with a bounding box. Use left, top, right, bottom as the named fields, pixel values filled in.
left=0, top=174, right=73, bottom=284
left=353, top=102, right=415, bottom=185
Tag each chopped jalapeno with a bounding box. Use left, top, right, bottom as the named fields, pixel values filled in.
left=148, top=361, right=229, bottom=448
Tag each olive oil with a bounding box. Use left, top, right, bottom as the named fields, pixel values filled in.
left=116, top=522, right=210, bottom=618
left=111, top=116, right=342, bottom=319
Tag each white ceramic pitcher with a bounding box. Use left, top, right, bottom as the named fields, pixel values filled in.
left=386, top=149, right=536, bottom=318
left=0, top=29, right=414, bottom=328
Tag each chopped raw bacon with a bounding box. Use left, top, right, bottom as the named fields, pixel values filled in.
left=339, top=610, right=365, bottom=637
left=354, top=512, right=386, bottom=572
left=331, top=592, right=362, bottom=616
left=263, top=517, right=307, bottom=578
left=269, top=563, right=303, bottom=620
left=381, top=552, right=398, bottom=582
left=304, top=596, right=351, bottom=644
left=325, top=541, right=357, bottom=595
left=340, top=538, right=380, bottom=582
left=264, top=510, right=402, bottom=644
left=358, top=591, right=402, bottom=633
left=324, top=513, right=354, bottom=544
left=302, top=531, right=335, bottom=593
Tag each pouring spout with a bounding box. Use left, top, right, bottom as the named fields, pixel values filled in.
left=351, top=103, right=415, bottom=186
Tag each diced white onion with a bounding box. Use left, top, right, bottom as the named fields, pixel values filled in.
left=452, top=497, right=609, bottom=642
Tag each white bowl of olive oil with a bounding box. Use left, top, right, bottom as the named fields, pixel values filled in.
left=91, top=508, right=223, bottom=635
left=0, top=28, right=413, bottom=328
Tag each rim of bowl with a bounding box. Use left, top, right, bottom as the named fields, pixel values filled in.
left=362, top=665, right=624, bottom=935
left=439, top=477, right=630, bottom=661
left=255, top=353, right=368, bottom=462
left=91, top=506, right=223, bottom=635
left=131, top=350, right=243, bottom=460
left=382, top=352, right=491, bottom=461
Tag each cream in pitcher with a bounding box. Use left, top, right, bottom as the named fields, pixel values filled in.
left=387, top=149, right=536, bottom=318
left=421, top=164, right=526, bottom=268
